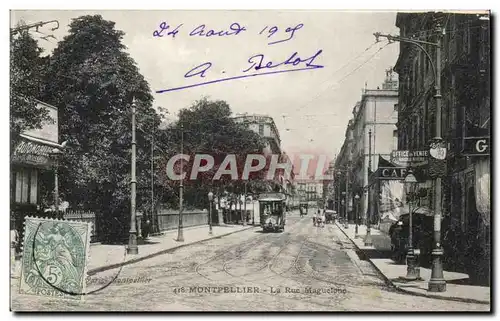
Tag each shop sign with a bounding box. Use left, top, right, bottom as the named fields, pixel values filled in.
left=462, top=136, right=490, bottom=156
left=390, top=150, right=429, bottom=167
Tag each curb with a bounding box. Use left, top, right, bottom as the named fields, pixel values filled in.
left=334, top=223, right=490, bottom=306
left=87, top=225, right=256, bottom=276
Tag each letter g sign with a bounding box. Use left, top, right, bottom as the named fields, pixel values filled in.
left=476, top=139, right=488, bottom=153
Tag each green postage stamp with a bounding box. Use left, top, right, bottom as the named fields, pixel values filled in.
left=19, top=217, right=91, bottom=300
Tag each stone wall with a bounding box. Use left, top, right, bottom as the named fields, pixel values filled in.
left=157, top=209, right=208, bottom=231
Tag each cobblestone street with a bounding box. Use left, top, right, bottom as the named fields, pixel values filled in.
left=11, top=213, right=489, bottom=311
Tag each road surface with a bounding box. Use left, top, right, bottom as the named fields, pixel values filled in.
left=11, top=212, right=489, bottom=311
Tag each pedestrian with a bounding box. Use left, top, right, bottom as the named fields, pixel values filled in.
left=141, top=217, right=151, bottom=239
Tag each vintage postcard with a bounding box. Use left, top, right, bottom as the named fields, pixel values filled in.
left=10, top=9, right=491, bottom=312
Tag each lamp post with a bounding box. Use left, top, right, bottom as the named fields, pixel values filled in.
left=338, top=178, right=343, bottom=224
left=364, top=129, right=373, bottom=246
left=208, top=191, right=214, bottom=235
left=340, top=191, right=346, bottom=225
left=337, top=172, right=343, bottom=223
left=252, top=196, right=255, bottom=225
left=354, top=194, right=360, bottom=238
left=151, top=130, right=156, bottom=235
left=49, top=148, right=63, bottom=218
left=243, top=182, right=247, bottom=226
left=344, top=166, right=350, bottom=229
left=177, top=123, right=185, bottom=242
left=128, top=97, right=139, bottom=255
left=341, top=199, right=345, bottom=226
left=374, top=19, right=446, bottom=291
left=402, top=169, right=420, bottom=280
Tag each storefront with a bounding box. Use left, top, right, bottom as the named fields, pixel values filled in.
left=447, top=136, right=490, bottom=285
left=10, top=101, right=64, bottom=252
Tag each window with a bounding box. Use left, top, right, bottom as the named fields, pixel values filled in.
left=414, top=58, right=419, bottom=94
left=393, top=130, right=398, bottom=150
left=463, top=24, right=471, bottom=55
left=411, top=121, right=417, bottom=150
left=14, top=168, right=38, bottom=205
left=258, top=124, right=264, bottom=136
left=416, top=116, right=421, bottom=149
left=420, top=51, right=425, bottom=88
left=412, top=65, right=417, bottom=98
left=394, top=103, right=398, bottom=112
left=425, top=45, right=429, bottom=73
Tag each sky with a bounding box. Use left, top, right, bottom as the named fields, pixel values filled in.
left=10, top=10, right=400, bottom=162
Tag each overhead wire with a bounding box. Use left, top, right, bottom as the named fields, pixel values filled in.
left=281, top=41, right=393, bottom=133
left=335, top=42, right=392, bottom=84
left=290, top=41, right=380, bottom=115
left=286, top=40, right=393, bottom=123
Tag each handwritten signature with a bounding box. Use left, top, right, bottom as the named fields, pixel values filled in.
left=153, top=22, right=304, bottom=45
left=156, top=49, right=324, bottom=94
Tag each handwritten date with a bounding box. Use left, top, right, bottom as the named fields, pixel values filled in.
left=153, top=22, right=304, bottom=45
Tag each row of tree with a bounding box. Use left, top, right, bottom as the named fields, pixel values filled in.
left=11, top=15, right=284, bottom=239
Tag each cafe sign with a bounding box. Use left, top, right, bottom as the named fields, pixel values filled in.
left=378, top=167, right=408, bottom=180
left=462, top=136, right=490, bottom=156
left=390, top=150, right=429, bottom=167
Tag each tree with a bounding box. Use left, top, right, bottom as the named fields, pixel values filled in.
left=40, top=15, right=161, bottom=241
left=10, top=28, right=51, bottom=154
left=157, top=98, right=268, bottom=210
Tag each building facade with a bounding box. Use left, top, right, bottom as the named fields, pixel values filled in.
left=233, top=113, right=281, bottom=156
left=296, top=177, right=324, bottom=207
left=233, top=113, right=295, bottom=199
left=323, top=161, right=336, bottom=210
left=335, top=71, right=399, bottom=222
left=394, top=12, right=490, bottom=284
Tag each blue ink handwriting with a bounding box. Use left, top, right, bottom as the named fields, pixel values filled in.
left=241, top=49, right=323, bottom=73
left=153, top=22, right=183, bottom=38
left=259, top=23, right=304, bottom=45
left=156, top=49, right=324, bottom=93
left=153, top=22, right=303, bottom=45
left=185, top=62, right=212, bottom=78
left=189, top=23, right=247, bottom=37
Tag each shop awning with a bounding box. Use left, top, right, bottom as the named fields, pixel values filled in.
left=380, top=204, right=433, bottom=223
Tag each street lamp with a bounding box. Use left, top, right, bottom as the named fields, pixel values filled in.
left=402, top=169, right=420, bottom=280
left=48, top=148, right=63, bottom=218
left=336, top=168, right=350, bottom=229
left=341, top=191, right=346, bottom=225
left=364, top=129, right=373, bottom=247
left=177, top=123, right=185, bottom=242
left=208, top=191, right=214, bottom=235
left=374, top=20, right=446, bottom=292
left=354, top=194, right=360, bottom=238
left=242, top=182, right=247, bottom=226
left=128, top=97, right=139, bottom=255
left=252, top=196, right=255, bottom=225
left=336, top=171, right=342, bottom=221
left=341, top=191, right=348, bottom=229
left=341, top=198, right=345, bottom=226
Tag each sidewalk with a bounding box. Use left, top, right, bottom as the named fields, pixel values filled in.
left=11, top=224, right=254, bottom=278
left=336, top=222, right=490, bottom=305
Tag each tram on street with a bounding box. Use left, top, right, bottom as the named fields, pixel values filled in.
left=259, top=192, right=287, bottom=233
left=299, top=201, right=308, bottom=217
